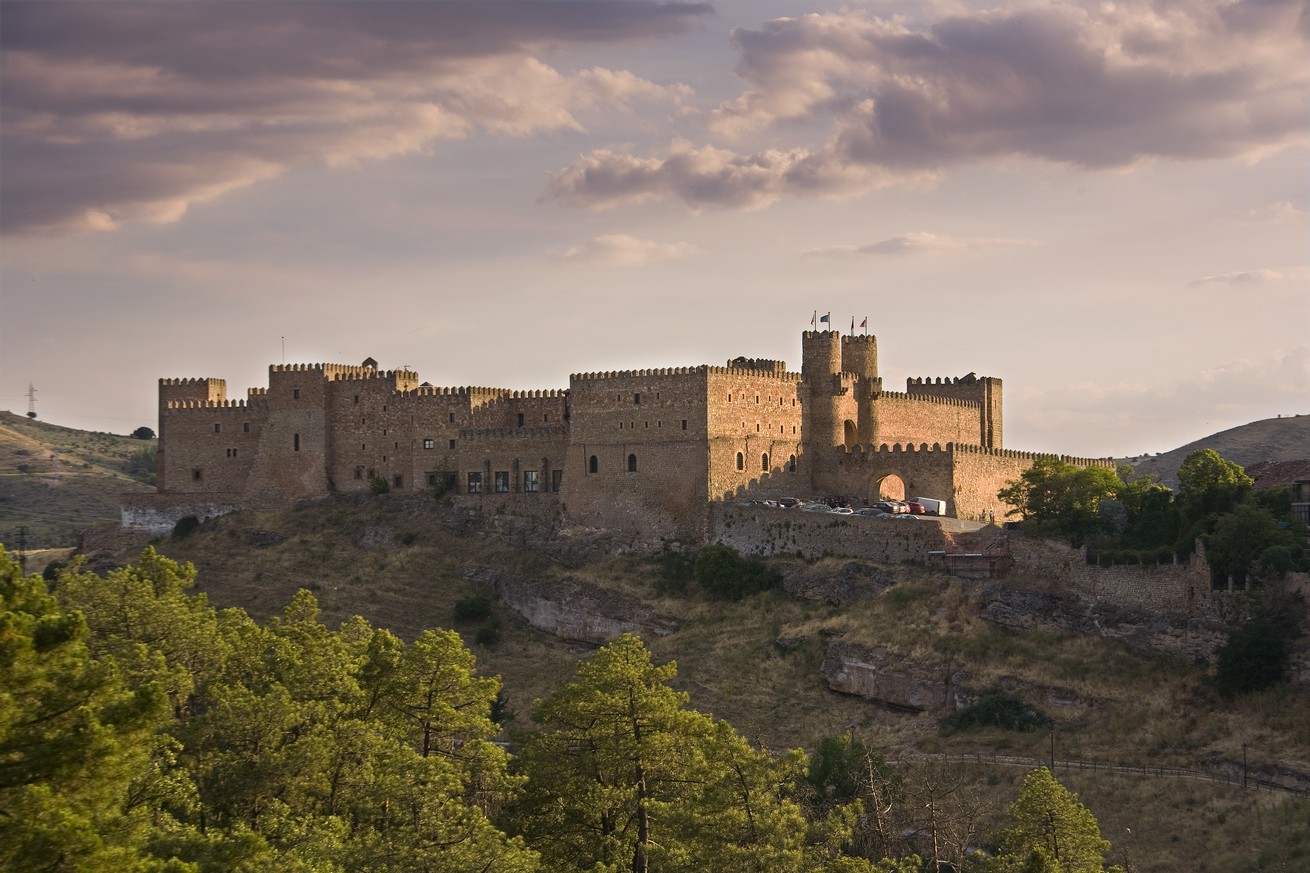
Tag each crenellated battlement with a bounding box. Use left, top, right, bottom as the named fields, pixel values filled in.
left=165, top=398, right=265, bottom=410
left=572, top=366, right=708, bottom=381
left=948, top=443, right=1115, bottom=466
left=329, top=367, right=419, bottom=382
left=875, top=389, right=980, bottom=409
left=907, top=374, right=998, bottom=386
left=724, top=356, right=789, bottom=373
left=159, top=377, right=225, bottom=387
left=481, top=389, right=568, bottom=403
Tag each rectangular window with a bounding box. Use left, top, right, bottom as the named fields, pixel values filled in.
left=354, top=395, right=359, bottom=404
left=523, top=470, right=540, bottom=492
left=192, top=469, right=202, bottom=481
left=427, top=473, right=437, bottom=486
left=682, top=419, right=688, bottom=430
left=243, top=422, right=250, bottom=433
left=449, top=412, right=456, bottom=423
left=214, top=423, right=222, bottom=433
left=467, top=472, right=483, bottom=494
left=423, top=438, right=434, bottom=450
left=355, top=466, right=364, bottom=479
left=449, top=439, right=456, bottom=449
left=517, top=413, right=525, bottom=427
left=293, top=388, right=300, bottom=399
left=494, top=471, right=510, bottom=493
left=393, top=474, right=403, bottom=489
left=551, top=469, right=563, bottom=492
left=293, top=433, right=301, bottom=451
left=634, top=393, right=641, bottom=405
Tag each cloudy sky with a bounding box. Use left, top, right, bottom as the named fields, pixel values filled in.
left=2, top=0, right=1307, bottom=459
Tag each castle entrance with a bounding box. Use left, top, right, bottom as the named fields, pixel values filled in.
left=843, top=419, right=858, bottom=449
left=873, top=473, right=905, bottom=501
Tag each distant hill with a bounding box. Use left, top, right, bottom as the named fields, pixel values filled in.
left=1118, top=414, right=1310, bottom=488
left=0, top=410, right=155, bottom=549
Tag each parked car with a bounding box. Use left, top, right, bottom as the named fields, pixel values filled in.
left=854, top=508, right=886, bottom=517
left=831, top=507, right=854, bottom=515
left=906, top=501, right=926, bottom=514
left=802, top=503, right=833, bottom=512
left=872, top=501, right=899, bottom=514
left=777, top=497, right=801, bottom=508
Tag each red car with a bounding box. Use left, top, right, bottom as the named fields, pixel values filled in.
left=906, top=501, right=926, bottom=514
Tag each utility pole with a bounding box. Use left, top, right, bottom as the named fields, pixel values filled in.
left=26, top=383, right=37, bottom=419
left=16, top=526, right=28, bottom=573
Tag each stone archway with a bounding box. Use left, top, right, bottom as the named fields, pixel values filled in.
left=873, top=473, right=905, bottom=501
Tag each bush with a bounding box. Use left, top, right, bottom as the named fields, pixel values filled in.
left=453, top=595, right=494, bottom=623
left=131, top=426, right=156, bottom=440
left=42, top=561, right=66, bottom=582
left=650, top=548, right=695, bottom=597
left=369, top=477, right=391, bottom=495
left=172, top=515, right=200, bottom=539
left=941, top=692, right=1049, bottom=733
left=693, top=545, right=781, bottom=601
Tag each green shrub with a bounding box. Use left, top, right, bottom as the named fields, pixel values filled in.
left=474, top=622, right=501, bottom=646
left=941, top=692, right=1049, bottom=733
left=650, top=548, right=695, bottom=597
left=453, top=594, right=494, bottom=623
left=693, top=544, right=781, bottom=601
left=369, top=476, right=391, bottom=495
left=172, top=515, right=200, bottom=539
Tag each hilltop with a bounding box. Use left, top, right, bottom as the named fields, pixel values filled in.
left=1119, top=414, right=1310, bottom=488
left=0, top=410, right=155, bottom=548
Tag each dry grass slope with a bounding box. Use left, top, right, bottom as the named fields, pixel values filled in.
left=0, top=410, right=154, bottom=547
left=1119, top=414, right=1310, bottom=488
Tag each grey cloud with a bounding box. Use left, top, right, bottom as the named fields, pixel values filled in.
left=549, top=1, right=1309, bottom=209
left=0, top=1, right=711, bottom=234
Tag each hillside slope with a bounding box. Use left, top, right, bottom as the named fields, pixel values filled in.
left=86, top=497, right=1310, bottom=873
left=1119, top=414, right=1310, bottom=487
left=0, top=410, right=155, bottom=548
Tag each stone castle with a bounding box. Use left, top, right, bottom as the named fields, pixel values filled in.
left=125, top=330, right=1111, bottom=540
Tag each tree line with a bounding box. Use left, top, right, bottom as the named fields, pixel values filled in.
left=1, top=547, right=1124, bottom=872
left=997, top=448, right=1308, bottom=695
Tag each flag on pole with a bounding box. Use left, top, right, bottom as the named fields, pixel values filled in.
left=859, top=317, right=868, bottom=332
left=819, top=312, right=830, bottom=325
left=850, top=316, right=855, bottom=335
left=811, top=310, right=817, bottom=328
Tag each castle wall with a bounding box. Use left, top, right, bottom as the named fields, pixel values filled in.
left=237, top=366, right=332, bottom=508
left=705, top=367, right=804, bottom=502
left=951, top=445, right=1116, bottom=523
left=563, top=368, right=712, bottom=541
left=817, top=443, right=959, bottom=507
left=711, top=504, right=945, bottom=562
left=158, top=398, right=265, bottom=497
left=871, top=392, right=983, bottom=451
left=906, top=375, right=1003, bottom=448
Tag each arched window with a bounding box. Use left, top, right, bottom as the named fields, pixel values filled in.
left=761, top=453, right=769, bottom=471
left=589, top=455, right=598, bottom=474
left=736, top=452, right=744, bottom=471
left=628, top=454, right=638, bottom=473
left=788, top=454, right=796, bottom=473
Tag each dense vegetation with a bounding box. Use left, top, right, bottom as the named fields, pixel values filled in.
left=999, top=449, right=1309, bottom=582
left=2, top=547, right=1131, bottom=872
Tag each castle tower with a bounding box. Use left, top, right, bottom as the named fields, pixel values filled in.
left=841, top=335, right=879, bottom=445
left=801, top=330, right=843, bottom=453
left=157, top=378, right=226, bottom=491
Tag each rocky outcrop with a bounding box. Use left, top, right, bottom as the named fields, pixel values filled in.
left=978, top=585, right=1230, bottom=662
left=820, top=640, right=969, bottom=713
left=466, top=567, right=678, bottom=645
left=779, top=560, right=898, bottom=604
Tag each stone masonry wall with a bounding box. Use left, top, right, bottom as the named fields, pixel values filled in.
left=872, top=392, right=984, bottom=451
left=563, top=368, right=712, bottom=541
left=712, top=504, right=944, bottom=562
left=706, top=368, right=804, bottom=503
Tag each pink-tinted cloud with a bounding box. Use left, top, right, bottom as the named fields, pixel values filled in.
left=0, top=1, right=710, bottom=235
left=561, top=233, right=697, bottom=267
left=800, top=231, right=1036, bottom=258
left=547, top=1, right=1309, bottom=210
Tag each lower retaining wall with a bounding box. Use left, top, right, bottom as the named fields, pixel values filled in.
left=711, top=505, right=944, bottom=562
left=121, top=493, right=243, bottom=535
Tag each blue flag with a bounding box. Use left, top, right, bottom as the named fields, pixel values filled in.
left=819, top=312, right=830, bottom=325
